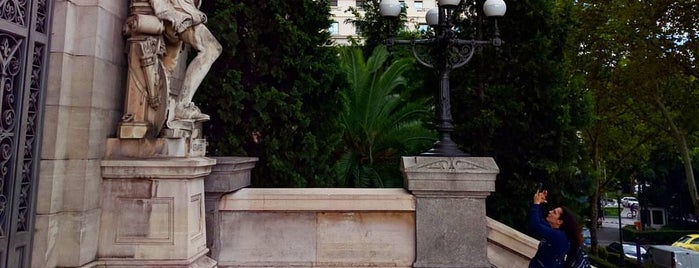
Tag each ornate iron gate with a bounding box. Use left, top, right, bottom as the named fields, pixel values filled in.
left=0, top=0, right=52, bottom=267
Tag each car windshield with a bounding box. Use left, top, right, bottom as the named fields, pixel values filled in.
left=677, top=236, right=692, bottom=243
left=623, top=245, right=645, bottom=254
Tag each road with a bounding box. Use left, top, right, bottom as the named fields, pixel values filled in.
left=596, top=206, right=639, bottom=247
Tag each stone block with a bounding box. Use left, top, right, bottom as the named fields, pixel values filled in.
left=39, top=105, right=63, bottom=159
left=45, top=53, right=71, bottom=106
left=205, top=157, right=257, bottom=194
left=69, top=56, right=97, bottom=107
left=217, top=188, right=416, bottom=267
left=401, top=156, right=499, bottom=194
left=105, top=138, right=209, bottom=158
left=413, top=197, right=490, bottom=268
left=90, top=58, right=124, bottom=109
left=97, top=0, right=129, bottom=18
left=31, top=214, right=59, bottom=268
left=63, top=106, right=91, bottom=159
left=61, top=159, right=102, bottom=212
left=316, top=212, right=415, bottom=266
left=204, top=157, right=257, bottom=260
left=94, top=4, right=127, bottom=64
left=37, top=160, right=65, bottom=214
left=98, top=157, right=214, bottom=266
left=72, top=5, right=99, bottom=57
left=219, top=188, right=415, bottom=212
left=56, top=209, right=101, bottom=267
left=49, top=1, right=76, bottom=53
left=42, top=105, right=110, bottom=160
left=218, top=212, right=317, bottom=266
left=87, top=109, right=118, bottom=158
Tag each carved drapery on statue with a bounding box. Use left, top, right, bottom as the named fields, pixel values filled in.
left=119, top=0, right=221, bottom=140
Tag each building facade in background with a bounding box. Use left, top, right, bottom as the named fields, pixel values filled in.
left=329, top=0, right=438, bottom=44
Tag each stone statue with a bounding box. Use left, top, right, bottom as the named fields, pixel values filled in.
left=119, top=0, right=221, bottom=139
left=151, top=0, right=221, bottom=121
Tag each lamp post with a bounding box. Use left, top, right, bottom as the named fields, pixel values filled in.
left=616, top=182, right=624, bottom=268
left=379, top=0, right=506, bottom=156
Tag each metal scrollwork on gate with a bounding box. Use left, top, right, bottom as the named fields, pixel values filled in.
left=1, top=0, right=28, bottom=27
left=0, top=0, right=51, bottom=265
left=35, top=0, right=46, bottom=33
left=17, top=43, right=43, bottom=233
left=0, top=31, right=23, bottom=238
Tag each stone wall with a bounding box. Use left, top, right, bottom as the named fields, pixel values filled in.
left=213, top=188, right=537, bottom=268
left=33, top=1, right=127, bottom=267
left=216, top=188, right=416, bottom=267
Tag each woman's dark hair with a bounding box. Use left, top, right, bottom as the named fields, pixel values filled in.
left=559, top=206, right=583, bottom=248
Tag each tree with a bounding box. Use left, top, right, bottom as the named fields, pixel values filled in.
left=438, top=0, right=594, bottom=228
left=571, top=1, right=659, bottom=251
left=334, top=46, right=434, bottom=187
left=344, top=0, right=408, bottom=54
left=573, top=0, right=699, bottom=231
left=197, top=0, right=347, bottom=187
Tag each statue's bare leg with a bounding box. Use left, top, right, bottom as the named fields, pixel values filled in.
left=174, top=24, right=222, bottom=120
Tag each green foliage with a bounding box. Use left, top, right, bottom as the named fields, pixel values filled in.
left=587, top=248, right=617, bottom=268
left=573, top=0, right=699, bottom=237
left=440, top=0, right=595, bottom=227
left=624, top=225, right=695, bottom=245
left=344, top=0, right=408, bottom=54
left=334, top=46, right=434, bottom=187
left=197, top=0, right=347, bottom=187
left=602, top=207, right=622, bottom=217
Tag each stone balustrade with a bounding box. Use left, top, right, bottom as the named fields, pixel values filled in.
left=211, top=187, right=537, bottom=268
left=215, top=188, right=416, bottom=268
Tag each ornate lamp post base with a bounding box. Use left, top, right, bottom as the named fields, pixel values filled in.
left=421, top=136, right=469, bottom=156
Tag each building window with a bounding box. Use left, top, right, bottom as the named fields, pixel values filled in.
left=418, top=23, right=429, bottom=32
left=414, top=0, right=423, bottom=9
left=329, top=22, right=339, bottom=35
left=356, top=0, right=363, bottom=8
left=399, top=0, right=405, bottom=8
left=330, top=0, right=338, bottom=6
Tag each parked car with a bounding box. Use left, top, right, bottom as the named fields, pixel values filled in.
left=672, top=234, right=699, bottom=252
left=647, top=245, right=699, bottom=267
left=606, top=242, right=647, bottom=262
left=601, top=198, right=618, bottom=207
left=621, top=196, right=639, bottom=207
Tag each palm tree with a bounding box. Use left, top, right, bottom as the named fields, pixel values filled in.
left=335, top=45, right=434, bottom=187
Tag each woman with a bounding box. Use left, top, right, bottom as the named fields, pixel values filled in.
left=529, top=190, right=582, bottom=268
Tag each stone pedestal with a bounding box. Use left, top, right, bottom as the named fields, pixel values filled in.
left=204, top=156, right=258, bottom=260
left=105, top=137, right=207, bottom=158
left=99, top=157, right=217, bottom=267
left=401, top=156, right=499, bottom=268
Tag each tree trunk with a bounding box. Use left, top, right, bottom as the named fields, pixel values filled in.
left=655, top=96, right=699, bottom=227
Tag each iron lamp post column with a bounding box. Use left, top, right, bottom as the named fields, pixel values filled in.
left=379, top=0, right=506, bottom=157
left=616, top=182, right=624, bottom=268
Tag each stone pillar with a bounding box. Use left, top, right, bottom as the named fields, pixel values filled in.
left=99, top=157, right=217, bottom=267
left=401, top=156, right=499, bottom=268
left=204, top=156, right=258, bottom=260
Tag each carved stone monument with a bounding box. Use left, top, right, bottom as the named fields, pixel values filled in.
left=99, top=1, right=222, bottom=267
left=114, top=0, right=221, bottom=148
